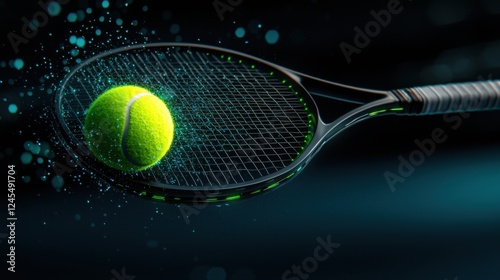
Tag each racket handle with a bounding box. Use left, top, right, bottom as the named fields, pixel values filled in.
left=393, top=80, right=500, bottom=115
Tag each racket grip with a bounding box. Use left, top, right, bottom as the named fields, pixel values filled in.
left=393, top=80, right=500, bottom=115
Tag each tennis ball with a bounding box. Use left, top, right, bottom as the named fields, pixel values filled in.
left=83, top=85, right=174, bottom=172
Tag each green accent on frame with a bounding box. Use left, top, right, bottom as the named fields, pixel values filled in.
left=152, top=195, right=165, bottom=200
left=225, top=195, right=241, bottom=201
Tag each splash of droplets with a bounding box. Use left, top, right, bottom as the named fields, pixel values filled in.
left=2, top=1, right=184, bottom=213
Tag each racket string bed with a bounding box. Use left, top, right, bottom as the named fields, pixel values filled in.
left=57, top=47, right=312, bottom=188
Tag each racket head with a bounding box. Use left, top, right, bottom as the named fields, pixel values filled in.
left=53, top=42, right=392, bottom=203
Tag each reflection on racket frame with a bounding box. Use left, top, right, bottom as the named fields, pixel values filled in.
left=53, top=43, right=500, bottom=203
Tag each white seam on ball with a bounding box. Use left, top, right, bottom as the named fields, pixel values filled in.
left=122, top=92, right=150, bottom=167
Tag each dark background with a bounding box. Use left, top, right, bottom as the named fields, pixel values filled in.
left=1, top=0, right=500, bottom=279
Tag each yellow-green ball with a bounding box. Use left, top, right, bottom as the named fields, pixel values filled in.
left=84, top=85, right=174, bottom=172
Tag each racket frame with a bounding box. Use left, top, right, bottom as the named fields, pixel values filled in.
left=54, top=42, right=406, bottom=203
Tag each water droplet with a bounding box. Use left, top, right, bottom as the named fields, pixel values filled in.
left=265, top=29, right=279, bottom=44
left=8, top=104, right=18, bottom=114
left=47, top=2, right=62, bottom=16
left=235, top=27, right=245, bottom=38
left=20, top=152, right=33, bottom=164
left=76, top=38, right=86, bottom=48
left=170, top=23, right=180, bottom=34
left=67, top=13, right=77, bottom=22
left=13, top=58, right=24, bottom=70
left=51, top=175, right=64, bottom=190
left=22, top=176, right=31, bottom=183
left=207, top=267, right=227, bottom=280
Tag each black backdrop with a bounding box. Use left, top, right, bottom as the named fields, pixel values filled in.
left=1, top=0, right=500, bottom=279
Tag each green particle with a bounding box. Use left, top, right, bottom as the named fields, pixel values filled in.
left=286, top=172, right=295, bottom=179
left=251, top=65, right=255, bottom=69
left=67, top=12, right=77, bottom=22
left=8, top=104, right=18, bottom=114
left=227, top=56, right=231, bottom=61
left=207, top=198, right=218, bottom=202
left=235, top=27, right=245, bottom=38
left=265, top=29, right=280, bottom=44
left=225, top=195, right=240, bottom=201
left=47, top=2, right=62, bottom=16
left=152, top=195, right=165, bottom=200
left=13, top=58, right=24, bottom=70
left=101, top=0, right=109, bottom=8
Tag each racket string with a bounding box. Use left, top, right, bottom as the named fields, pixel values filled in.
left=58, top=47, right=311, bottom=187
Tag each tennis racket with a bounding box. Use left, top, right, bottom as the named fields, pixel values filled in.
left=53, top=42, right=500, bottom=203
